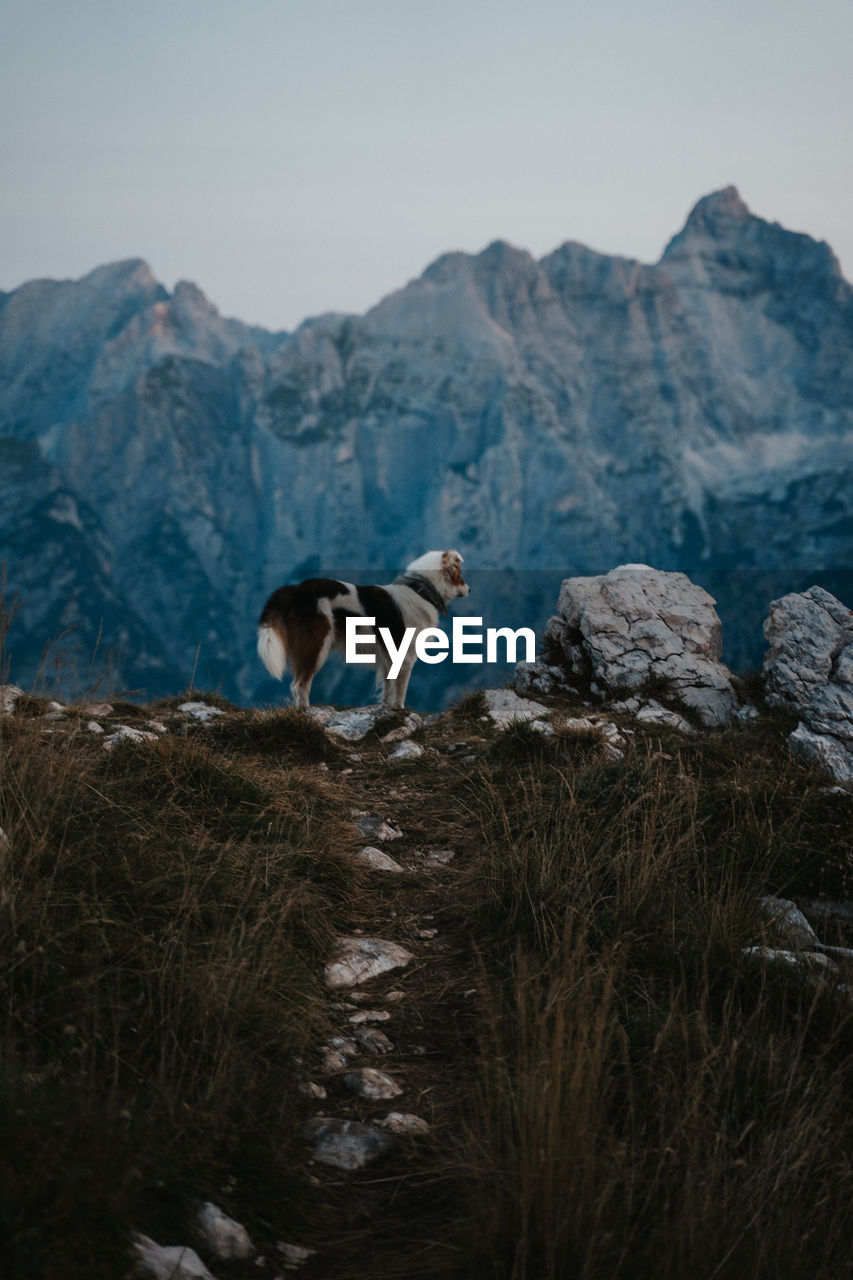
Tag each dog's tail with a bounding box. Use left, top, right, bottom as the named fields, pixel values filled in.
left=257, top=621, right=287, bottom=681
left=257, top=587, right=294, bottom=681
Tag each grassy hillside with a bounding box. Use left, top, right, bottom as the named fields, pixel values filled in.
left=1, top=688, right=852, bottom=1279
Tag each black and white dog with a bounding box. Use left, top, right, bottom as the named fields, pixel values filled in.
left=257, top=550, right=469, bottom=709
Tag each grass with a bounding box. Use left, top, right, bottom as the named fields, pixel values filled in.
left=455, top=716, right=853, bottom=1280
left=0, top=706, right=360, bottom=1278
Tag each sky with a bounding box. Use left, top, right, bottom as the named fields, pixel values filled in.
left=1, top=0, right=851, bottom=332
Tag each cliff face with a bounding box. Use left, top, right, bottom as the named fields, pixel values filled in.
left=2, top=188, right=852, bottom=704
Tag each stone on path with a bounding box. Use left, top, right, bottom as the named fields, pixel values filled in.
left=195, top=1202, right=255, bottom=1261
left=354, top=846, right=405, bottom=873
left=324, top=937, right=414, bottom=989
left=303, top=1117, right=395, bottom=1171
left=353, top=812, right=404, bottom=841
left=343, top=1067, right=403, bottom=1100
left=379, top=1112, right=431, bottom=1136
left=310, top=704, right=388, bottom=741
left=176, top=701, right=225, bottom=722
left=482, top=688, right=550, bottom=729
left=388, top=740, right=425, bottom=761
left=133, top=1234, right=217, bottom=1280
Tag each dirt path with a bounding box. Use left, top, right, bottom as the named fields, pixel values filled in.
left=296, top=715, right=489, bottom=1280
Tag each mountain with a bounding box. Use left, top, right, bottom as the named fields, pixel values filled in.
left=1, top=188, right=852, bottom=706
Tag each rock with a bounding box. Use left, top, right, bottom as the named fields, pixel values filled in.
left=277, top=1241, right=317, bottom=1270
left=758, top=897, right=819, bottom=950
left=379, top=1112, right=431, bottom=1136
left=195, top=1202, right=255, bottom=1261
left=635, top=699, right=697, bottom=733
left=83, top=701, right=114, bottom=717
left=103, top=725, right=159, bottom=750
left=176, top=701, right=225, bottom=722
left=313, top=704, right=389, bottom=741
left=324, top=937, right=414, bottom=989
left=133, top=1234, right=218, bottom=1280
left=762, top=586, right=853, bottom=783
left=789, top=723, right=853, bottom=785
left=343, top=1067, right=403, bottom=1100
left=736, top=703, right=760, bottom=722
left=302, top=1117, right=395, bottom=1171
left=354, top=1026, right=394, bottom=1053
left=482, top=688, right=550, bottom=728
left=146, top=719, right=168, bottom=733
left=388, top=740, right=425, bottom=761
left=743, top=946, right=839, bottom=977
left=327, top=1035, right=358, bottom=1057
left=354, top=846, right=405, bottom=873
left=544, top=566, right=739, bottom=727
left=353, top=812, right=404, bottom=842
left=380, top=712, right=423, bottom=743
left=87, top=720, right=105, bottom=734
left=421, top=848, right=455, bottom=867
left=513, top=661, right=565, bottom=696
left=347, top=1008, right=392, bottom=1024
left=0, top=684, right=24, bottom=714
left=417, top=928, right=438, bottom=939
left=299, top=1081, right=328, bottom=1100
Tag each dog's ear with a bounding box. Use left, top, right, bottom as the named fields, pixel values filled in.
left=441, top=549, right=465, bottom=586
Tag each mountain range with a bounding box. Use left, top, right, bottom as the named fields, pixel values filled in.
left=1, top=186, right=852, bottom=707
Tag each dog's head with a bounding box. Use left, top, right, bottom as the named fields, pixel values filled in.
left=405, top=549, right=470, bottom=603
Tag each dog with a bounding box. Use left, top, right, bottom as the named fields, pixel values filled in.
left=257, top=550, right=469, bottom=709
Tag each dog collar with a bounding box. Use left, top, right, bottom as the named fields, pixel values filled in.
left=394, top=573, right=447, bottom=614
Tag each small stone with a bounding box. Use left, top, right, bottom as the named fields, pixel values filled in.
left=302, top=1116, right=395, bottom=1171
left=277, top=1241, right=317, bottom=1270
left=354, top=846, right=405, bottom=873
left=388, top=740, right=425, bottom=761
left=327, top=1035, right=358, bottom=1057
left=146, top=720, right=168, bottom=733
left=482, top=688, right=549, bottom=729
left=195, top=1202, right=255, bottom=1261
left=0, top=826, right=9, bottom=852
left=422, top=848, right=455, bottom=867
left=177, top=701, right=225, bottom=721
left=635, top=700, right=696, bottom=733
left=383, top=989, right=406, bottom=1003
left=354, top=1026, right=394, bottom=1053
left=379, top=1112, right=431, bottom=1136
left=347, top=1008, right=392, bottom=1024
left=299, top=1081, right=327, bottom=1100
left=133, top=1234, right=217, bottom=1280
left=319, top=704, right=389, bottom=741
left=103, top=724, right=159, bottom=750
left=380, top=712, right=423, bottom=743
left=83, top=701, right=114, bottom=717
left=354, top=813, right=404, bottom=842
left=324, top=937, right=414, bottom=989
left=343, top=1067, right=403, bottom=1100
left=417, top=928, right=438, bottom=939
left=87, top=720, right=105, bottom=734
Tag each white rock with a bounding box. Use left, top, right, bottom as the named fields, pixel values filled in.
left=737, top=703, right=760, bottom=722
left=324, top=937, right=414, bottom=989
left=177, top=701, right=225, bottom=722
left=87, top=720, right=105, bottom=734
left=0, top=684, right=24, bottom=713
left=549, top=566, right=739, bottom=727
left=421, top=847, right=455, bottom=867
left=195, top=1202, right=255, bottom=1261
left=302, top=1117, right=395, bottom=1170
left=379, top=1112, right=431, bottom=1136
left=277, top=1241, right=317, bottom=1270
left=354, top=846, right=405, bottom=872
left=146, top=720, right=168, bottom=733
left=347, top=1008, right=392, bottom=1024
left=763, top=587, right=853, bottom=782
left=0, top=826, right=8, bottom=852
left=315, top=704, right=389, bottom=741
left=380, top=712, right=422, bottom=743
left=354, top=1026, right=394, bottom=1053
left=299, top=1081, right=327, bottom=1100
left=103, top=724, right=159, bottom=750
left=343, top=1067, right=403, bottom=1100
left=83, top=701, right=113, bottom=717
left=133, top=1234, right=218, bottom=1280
left=388, top=740, right=425, bottom=761
left=757, top=897, right=819, bottom=950
left=482, top=688, right=550, bottom=728
left=743, top=947, right=839, bottom=976
left=635, top=699, right=697, bottom=733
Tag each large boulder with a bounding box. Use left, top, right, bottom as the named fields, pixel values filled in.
left=545, top=565, right=739, bottom=727
left=762, top=586, right=853, bottom=783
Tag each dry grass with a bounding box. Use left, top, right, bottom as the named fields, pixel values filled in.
left=0, top=708, right=360, bottom=1278
left=456, top=724, right=853, bottom=1279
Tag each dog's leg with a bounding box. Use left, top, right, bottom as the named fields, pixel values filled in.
left=289, top=612, right=332, bottom=709
left=384, top=652, right=416, bottom=709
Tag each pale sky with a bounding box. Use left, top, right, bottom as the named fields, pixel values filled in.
left=1, top=0, right=851, bottom=331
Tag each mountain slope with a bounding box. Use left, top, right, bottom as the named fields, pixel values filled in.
left=1, top=188, right=851, bottom=703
